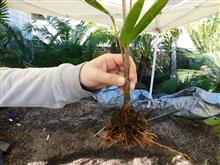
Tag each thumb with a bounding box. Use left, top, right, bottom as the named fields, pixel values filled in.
left=97, top=70, right=125, bottom=86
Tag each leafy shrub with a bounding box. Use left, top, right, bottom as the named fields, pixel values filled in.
left=204, top=118, right=220, bottom=162
left=155, top=69, right=217, bottom=93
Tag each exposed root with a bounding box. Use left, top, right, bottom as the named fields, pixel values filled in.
left=99, top=105, right=156, bottom=148
left=98, top=104, right=191, bottom=161
left=153, top=142, right=191, bottom=161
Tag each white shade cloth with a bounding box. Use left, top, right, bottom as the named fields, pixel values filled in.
left=7, top=0, right=220, bottom=32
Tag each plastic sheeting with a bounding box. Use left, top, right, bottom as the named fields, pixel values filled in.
left=94, top=86, right=150, bottom=107
left=93, top=86, right=220, bottom=119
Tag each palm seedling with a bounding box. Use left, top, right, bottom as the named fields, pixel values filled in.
left=86, top=0, right=190, bottom=160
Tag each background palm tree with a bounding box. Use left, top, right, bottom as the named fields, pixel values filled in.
left=185, top=14, right=220, bottom=54
left=23, top=17, right=117, bottom=66
left=131, top=32, right=153, bottom=82
left=160, top=28, right=180, bottom=77
left=83, top=27, right=117, bottom=60
left=0, top=0, right=32, bottom=67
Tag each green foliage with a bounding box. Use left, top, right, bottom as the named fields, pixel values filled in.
left=203, top=159, right=209, bottom=165
left=0, top=0, right=22, bottom=67
left=83, top=27, right=116, bottom=60
left=25, top=19, right=98, bottom=66
left=85, top=0, right=168, bottom=103
left=1, top=13, right=117, bottom=67
left=204, top=118, right=220, bottom=161
left=155, top=77, right=177, bottom=93
left=183, top=16, right=220, bottom=92
left=178, top=69, right=217, bottom=91
left=0, top=22, right=34, bottom=67
left=0, top=53, right=24, bottom=67
left=204, top=118, right=220, bottom=127
left=131, top=29, right=188, bottom=82
left=204, top=118, right=220, bottom=141
left=85, top=0, right=168, bottom=47
left=185, top=14, right=220, bottom=54
left=155, top=51, right=220, bottom=93
left=131, top=32, right=154, bottom=59
left=169, top=28, right=180, bottom=38
left=72, top=21, right=95, bottom=44
left=160, top=28, right=180, bottom=50
left=177, top=53, right=220, bottom=78
left=0, top=0, right=8, bottom=25
left=131, top=32, right=154, bottom=81
left=180, top=53, right=215, bottom=69
left=217, top=149, right=220, bottom=161
left=126, top=0, right=168, bottom=45
left=214, top=126, right=220, bottom=136
left=84, top=0, right=115, bottom=25
left=155, top=69, right=217, bottom=93
left=119, top=0, right=145, bottom=46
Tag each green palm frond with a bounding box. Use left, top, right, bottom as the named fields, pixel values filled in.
left=83, top=27, right=115, bottom=59
left=3, top=24, right=34, bottom=63
left=185, top=14, right=220, bottom=54
left=83, top=28, right=111, bottom=45
left=72, top=21, right=96, bottom=44
left=132, top=32, right=153, bottom=58
left=0, top=0, right=8, bottom=24
left=23, top=22, right=53, bottom=42
left=47, top=16, right=72, bottom=39
left=23, top=23, right=35, bottom=34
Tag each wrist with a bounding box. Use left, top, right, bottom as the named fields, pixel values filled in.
left=79, top=62, right=88, bottom=88
left=79, top=62, right=98, bottom=92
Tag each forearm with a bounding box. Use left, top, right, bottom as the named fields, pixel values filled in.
left=0, top=64, right=91, bottom=108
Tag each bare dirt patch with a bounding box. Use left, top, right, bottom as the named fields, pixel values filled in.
left=0, top=100, right=219, bottom=165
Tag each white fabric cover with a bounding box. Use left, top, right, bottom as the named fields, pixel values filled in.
left=6, top=0, right=220, bottom=32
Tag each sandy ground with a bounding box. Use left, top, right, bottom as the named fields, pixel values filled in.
left=0, top=100, right=219, bottom=165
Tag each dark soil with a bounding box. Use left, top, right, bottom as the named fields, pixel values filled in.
left=0, top=100, right=219, bottom=165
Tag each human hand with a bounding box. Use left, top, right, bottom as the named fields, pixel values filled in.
left=80, top=53, right=137, bottom=94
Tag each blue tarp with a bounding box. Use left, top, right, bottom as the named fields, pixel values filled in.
left=93, top=86, right=220, bottom=119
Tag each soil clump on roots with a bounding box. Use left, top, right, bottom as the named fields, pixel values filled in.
left=100, top=105, right=190, bottom=161
left=100, top=105, right=156, bottom=148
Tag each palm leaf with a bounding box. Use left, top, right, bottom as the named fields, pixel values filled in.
left=83, top=27, right=114, bottom=59
left=204, top=117, right=220, bottom=126
left=185, top=15, right=220, bottom=54
left=72, top=21, right=96, bottom=44
left=0, top=0, right=8, bottom=24
left=127, top=0, right=168, bottom=44
left=119, top=0, right=145, bottom=46
left=85, top=0, right=115, bottom=25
